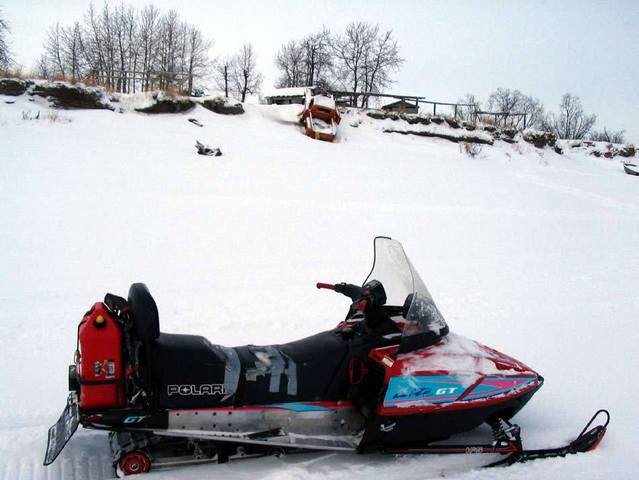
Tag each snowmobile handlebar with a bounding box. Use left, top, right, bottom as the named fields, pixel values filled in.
left=316, top=282, right=364, bottom=302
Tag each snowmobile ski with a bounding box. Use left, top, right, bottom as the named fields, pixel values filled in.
left=385, top=409, right=610, bottom=467
left=486, top=409, right=610, bottom=467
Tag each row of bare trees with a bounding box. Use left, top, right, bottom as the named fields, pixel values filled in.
left=39, top=3, right=211, bottom=94
left=274, top=22, right=403, bottom=107
left=456, top=88, right=619, bottom=141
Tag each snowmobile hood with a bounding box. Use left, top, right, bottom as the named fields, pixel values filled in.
left=395, top=333, right=537, bottom=377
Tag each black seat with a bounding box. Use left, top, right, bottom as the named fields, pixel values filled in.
left=235, top=331, right=350, bottom=405
left=148, top=330, right=351, bottom=409
left=150, top=333, right=231, bottom=408
left=130, top=284, right=365, bottom=409
left=128, top=283, right=159, bottom=341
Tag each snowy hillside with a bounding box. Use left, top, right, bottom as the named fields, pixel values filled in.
left=0, top=91, right=637, bottom=479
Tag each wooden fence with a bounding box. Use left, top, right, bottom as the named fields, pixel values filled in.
left=329, top=90, right=527, bottom=127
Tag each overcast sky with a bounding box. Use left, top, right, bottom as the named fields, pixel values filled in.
left=3, top=0, right=638, bottom=141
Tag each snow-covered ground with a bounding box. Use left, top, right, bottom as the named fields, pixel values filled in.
left=0, top=93, right=637, bottom=479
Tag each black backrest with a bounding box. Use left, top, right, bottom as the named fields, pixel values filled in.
left=128, top=283, right=160, bottom=341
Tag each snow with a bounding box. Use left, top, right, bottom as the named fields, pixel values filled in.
left=0, top=92, right=638, bottom=479
left=313, top=95, right=336, bottom=109
left=399, top=333, right=519, bottom=376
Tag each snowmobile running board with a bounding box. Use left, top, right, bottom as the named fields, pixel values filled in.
left=385, top=409, right=610, bottom=468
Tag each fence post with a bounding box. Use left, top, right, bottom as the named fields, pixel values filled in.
left=523, top=113, right=527, bottom=129
left=433, top=103, right=437, bottom=115
left=454, top=104, right=458, bottom=119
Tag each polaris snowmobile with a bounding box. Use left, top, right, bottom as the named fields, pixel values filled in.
left=44, top=237, right=609, bottom=476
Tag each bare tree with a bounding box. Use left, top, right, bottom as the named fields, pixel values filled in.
left=61, top=22, right=84, bottom=82
left=0, top=6, right=11, bottom=71
left=185, top=26, right=212, bottom=93
left=274, top=39, right=305, bottom=87
left=44, top=23, right=66, bottom=79
left=456, top=93, right=481, bottom=121
left=331, top=22, right=403, bottom=106
left=331, top=22, right=377, bottom=103
left=518, top=96, right=544, bottom=129
left=359, top=28, right=403, bottom=107
left=231, top=43, right=262, bottom=102
left=36, top=53, right=51, bottom=78
left=213, top=56, right=233, bottom=97
left=589, top=128, right=625, bottom=144
left=274, top=29, right=333, bottom=89
left=301, top=28, right=332, bottom=87
left=487, top=88, right=544, bottom=128
left=542, top=93, right=596, bottom=140
left=138, top=4, right=160, bottom=90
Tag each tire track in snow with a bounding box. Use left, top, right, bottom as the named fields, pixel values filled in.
left=513, top=172, right=639, bottom=215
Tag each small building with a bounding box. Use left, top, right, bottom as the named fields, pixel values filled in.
left=381, top=99, right=419, bottom=114
left=262, top=86, right=315, bottom=105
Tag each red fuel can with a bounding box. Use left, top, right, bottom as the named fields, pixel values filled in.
left=77, top=302, right=125, bottom=409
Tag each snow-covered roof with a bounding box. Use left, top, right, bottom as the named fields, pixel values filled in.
left=263, top=86, right=315, bottom=98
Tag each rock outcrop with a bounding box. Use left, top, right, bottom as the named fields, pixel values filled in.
left=30, top=83, right=112, bottom=109
left=0, top=78, right=32, bottom=96
left=200, top=97, right=244, bottom=115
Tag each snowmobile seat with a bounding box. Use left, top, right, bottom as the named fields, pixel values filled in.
left=128, top=283, right=159, bottom=341
left=149, top=333, right=231, bottom=409
left=234, top=330, right=351, bottom=405
left=147, top=330, right=352, bottom=409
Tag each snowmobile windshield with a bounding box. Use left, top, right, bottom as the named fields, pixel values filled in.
left=363, top=237, right=448, bottom=350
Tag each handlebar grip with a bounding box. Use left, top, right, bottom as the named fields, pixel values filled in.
left=316, top=282, right=336, bottom=290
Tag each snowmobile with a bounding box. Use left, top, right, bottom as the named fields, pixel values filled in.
left=44, top=237, right=609, bottom=476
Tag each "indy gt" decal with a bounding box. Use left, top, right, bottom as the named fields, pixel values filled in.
left=167, top=384, right=226, bottom=396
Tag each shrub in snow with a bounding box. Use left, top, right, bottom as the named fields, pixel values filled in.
left=21, top=109, right=70, bottom=123
left=0, top=78, right=32, bottom=96
left=462, top=141, right=482, bottom=157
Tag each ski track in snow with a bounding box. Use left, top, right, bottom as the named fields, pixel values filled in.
left=512, top=171, right=639, bottom=215
left=1, top=96, right=638, bottom=479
